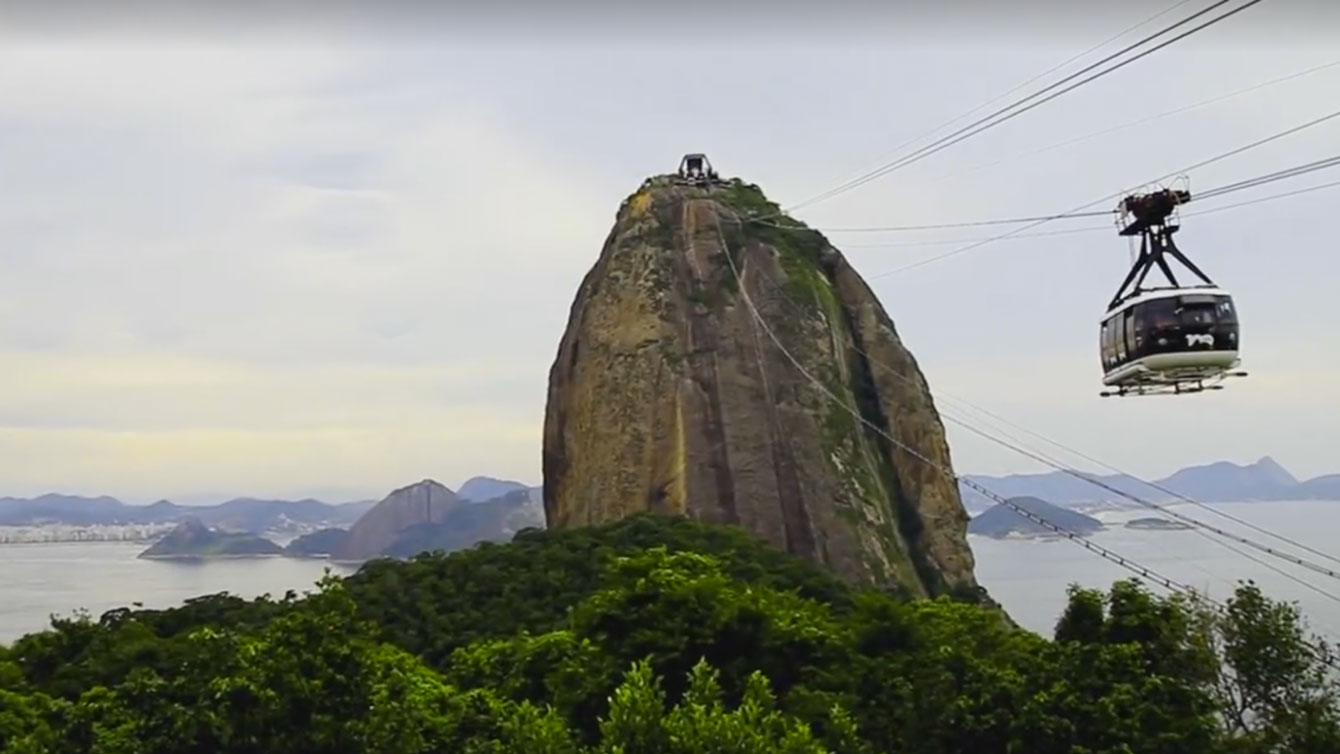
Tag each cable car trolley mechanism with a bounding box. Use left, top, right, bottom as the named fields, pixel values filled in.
left=1098, top=185, right=1247, bottom=397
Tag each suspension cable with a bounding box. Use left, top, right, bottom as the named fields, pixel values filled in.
left=708, top=204, right=1199, bottom=595
left=794, top=0, right=1206, bottom=211
left=892, top=57, right=1340, bottom=192
left=756, top=150, right=1340, bottom=235
left=942, top=394, right=1340, bottom=570
left=937, top=398, right=1340, bottom=613
left=1196, top=155, right=1340, bottom=200
left=839, top=178, right=1340, bottom=249
left=856, top=109, right=1340, bottom=280
left=950, top=418, right=1340, bottom=587
left=735, top=226, right=1340, bottom=599
left=778, top=0, right=1266, bottom=217
left=707, top=201, right=1340, bottom=663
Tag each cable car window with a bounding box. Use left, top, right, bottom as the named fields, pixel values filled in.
left=1178, top=304, right=1216, bottom=326
left=1103, top=317, right=1116, bottom=365
left=1142, top=298, right=1178, bottom=331
left=1214, top=297, right=1237, bottom=323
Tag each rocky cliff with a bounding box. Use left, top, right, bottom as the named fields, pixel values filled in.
left=331, top=479, right=459, bottom=561
left=542, top=173, right=980, bottom=596
left=331, top=480, right=547, bottom=562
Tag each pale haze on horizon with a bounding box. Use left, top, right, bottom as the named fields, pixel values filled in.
left=1, top=2, right=1338, bottom=504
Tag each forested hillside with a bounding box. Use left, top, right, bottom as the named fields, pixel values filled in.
left=1, top=514, right=1336, bottom=753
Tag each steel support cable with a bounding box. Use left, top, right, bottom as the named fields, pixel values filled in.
left=839, top=178, right=1340, bottom=248
left=842, top=226, right=1109, bottom=249
left=791, top=0, right=1207, bottom=215
left=938, top=393, right=1340, bottom=571
left=740, top=211, right=1340, bottom=588
left=756, top=150, right=1340, bottom=235
left=757, top=211, right=1111, bottom=233
left=722, top=223, right=1340, bottom=643
left=892, top=57, right=1340, bottom=193
left=757, top=56, right=1340, bottom=236
left=927, top=372, right=1340, bottom=606
left=760, top=201, right=1340, bottom=599
left=855, top=107, right=1340, bottom=280
left=737, top=154, right=1340, bottom=587
left=1196, top=155, right=1340, bottom=200
left=776, top=0, right=1264, bottom=217
left=714, top=205, right=1340, bottom=666
left=706, top=206, right=1199, bottom=597
left=940, top=410, right=1340, bottom=614
left=949, top=418, right=1340, bottom=588
left=733, top=234, right=1340, bottom=603
left=933, top=398, right=1340, bottom=612
left=781, top=0, right=1244, bottom=214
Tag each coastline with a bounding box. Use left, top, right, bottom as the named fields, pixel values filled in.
left=137, top=552, right=287, bottom=561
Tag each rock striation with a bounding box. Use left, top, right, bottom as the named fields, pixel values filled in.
left=542, top=173, right=981, bottom=596
left=331, top=480, right=548, bottom=562
left=331, top=479, right=459, bottom=561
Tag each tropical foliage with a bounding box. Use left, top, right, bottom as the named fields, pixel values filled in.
left=0, top=514, right=1335, bottom=753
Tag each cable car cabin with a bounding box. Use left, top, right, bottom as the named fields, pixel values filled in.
left=1099, top=287, right=1240, bottom=393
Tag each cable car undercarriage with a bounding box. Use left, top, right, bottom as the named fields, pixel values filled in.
left=1098, top=186, right=1247, bottom=398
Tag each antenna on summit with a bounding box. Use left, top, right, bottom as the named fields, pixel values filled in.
left=675, top=153, right=722, bottom=187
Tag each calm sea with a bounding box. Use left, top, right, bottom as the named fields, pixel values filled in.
left=1, top=500, right=1338, bottom=644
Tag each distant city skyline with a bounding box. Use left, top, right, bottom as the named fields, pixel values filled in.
left=2, top=4, right=1338, bottom=502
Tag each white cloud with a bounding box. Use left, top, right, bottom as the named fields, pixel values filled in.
left=0, top=42, right=613, bottom=499
left=1, top=24, right=1338, bottom=501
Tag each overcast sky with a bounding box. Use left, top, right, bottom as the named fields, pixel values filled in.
left=1, top=1, right=1338, bottom=503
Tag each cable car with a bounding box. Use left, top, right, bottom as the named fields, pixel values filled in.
left=1098, top=186, right=1247, bottom=397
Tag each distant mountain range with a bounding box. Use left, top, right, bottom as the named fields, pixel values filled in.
left=130, top=479, right=547, bottom=563
left=4, top=457, right=1329, bottom=535
left=959, top=456, right=1338, bottom=513
left=0, top=494, right=375, bottom=534
left=0, top=474, right=540, bottom=536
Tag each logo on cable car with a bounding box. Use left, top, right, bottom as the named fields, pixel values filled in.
left=1185, top=333, right=1214, bottom=347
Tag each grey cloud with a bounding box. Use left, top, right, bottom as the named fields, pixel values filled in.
left=2, top=1, right=1335, bottom=47
left=1, top=29, right=1338, bottom=499
left=292, top=195, right=394, bottom=248
left=239, top=149, right=384, bottom=191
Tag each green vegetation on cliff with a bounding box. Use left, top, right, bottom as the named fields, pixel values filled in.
left=710, top=179, right=950, bottom=596
left=8, top=514, right=1335, bottom=753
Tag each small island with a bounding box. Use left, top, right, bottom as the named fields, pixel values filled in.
left=1124, top=517, right=1193, bottom=531
left=967, top=496, right=1104, bottom=539
left=138, top=517, right=283, bottom=560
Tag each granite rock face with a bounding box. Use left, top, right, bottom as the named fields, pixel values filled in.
left=331, top=479, right=459, bottom=561
left=541, top=174, right=980, bottom=597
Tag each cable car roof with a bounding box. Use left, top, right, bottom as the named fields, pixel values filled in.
left=1104, top=285, right=1232, bottom=318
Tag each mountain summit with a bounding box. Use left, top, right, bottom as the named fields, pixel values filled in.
left=331, top=479, right=458, bottom=561
left=541, top=169, right=979, bottom=597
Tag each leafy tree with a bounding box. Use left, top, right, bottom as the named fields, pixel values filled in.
left=593, top=659, right=833, bottom=754
left=1191, top=580, right=1340, bottom=753
left=1, top=512, right=1336, bottom=754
